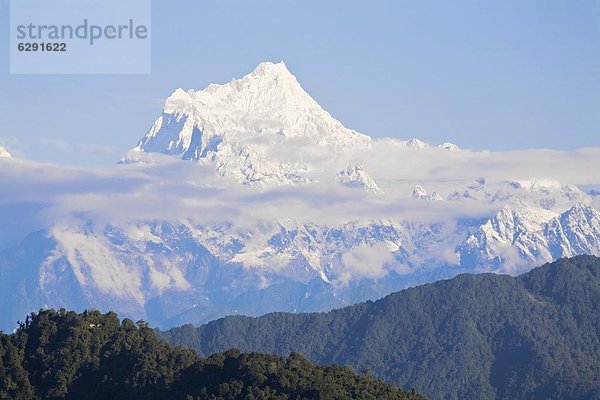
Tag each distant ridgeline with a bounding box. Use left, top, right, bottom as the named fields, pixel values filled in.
left=0, top=310, right=424, bottom=400
left=160, top=255, right=600, bottom=400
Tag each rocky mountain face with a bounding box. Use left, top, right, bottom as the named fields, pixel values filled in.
left=0, top=62, right=599, bottom=331
left=460, top=202, right=600, bottom=272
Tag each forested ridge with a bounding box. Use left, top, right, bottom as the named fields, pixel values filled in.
left=0, top=309, right=424, bottom=400
left=160, top=255, right=600, bottom=400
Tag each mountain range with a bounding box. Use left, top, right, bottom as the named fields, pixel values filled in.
left=159, top=255, right=600, bottom=400
left=0, top=62, right=599, bottom=331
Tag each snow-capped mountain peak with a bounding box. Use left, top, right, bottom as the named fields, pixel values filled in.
left=336, top=164, right=383, bottom=194
left=376, top=138, right=462, bottom=152
left=412, top=185, right=443, bottom=201
left=393, top=138, right=430, bottom=149
left=162, top=62, right=313, bottom=118
left=132, top=61, right=372, bottom=186
left=510, top=178, right=563, bottom=191
left=438, top=142, right=461, bottom=151
left=138, top=61, right=372, bottom=149
left=545, top=203, right=600, bottom=258
left=0, top=145, right=12, bottom=158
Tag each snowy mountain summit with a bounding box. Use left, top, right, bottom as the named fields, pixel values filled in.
left=412, top=185, right=443, bottom=201
left=336, top=164, right=383, bottom=193
left=130, top=62, right=372, bottom=186
left=0, top=145, right=11, bottom=158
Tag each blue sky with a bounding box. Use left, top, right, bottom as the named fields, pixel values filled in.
left=0, top=0, right=598, bottom=166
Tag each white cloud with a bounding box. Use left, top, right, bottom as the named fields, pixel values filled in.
left=0, top=144, right=599, bottom=278
left=337, top=243, right=395, bottom=286
left=50, top=222, right=145, bottom=304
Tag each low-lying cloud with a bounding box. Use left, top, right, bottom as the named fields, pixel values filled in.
left=0, top=144, right=599, bottom=282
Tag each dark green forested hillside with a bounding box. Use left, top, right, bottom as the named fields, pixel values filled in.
left=0, top=309, right=425, bottom=400
left=160, top=255, right=600, bottom=400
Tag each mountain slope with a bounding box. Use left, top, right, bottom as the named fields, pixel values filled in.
left=0, top=309, right=424, bottom=400
left=160, top=255, right=600, bottom=400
